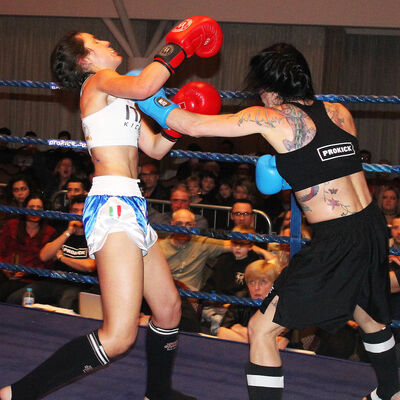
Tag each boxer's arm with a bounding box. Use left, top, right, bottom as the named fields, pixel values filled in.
left=138, top=118, right=175, bottom=160
left=165, top=106, right=283, bottom=139
left=88, top=63, right=171, bottom=100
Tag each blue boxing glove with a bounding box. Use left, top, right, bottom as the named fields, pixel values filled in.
left=126, top=70, right=179, bottom=129
left=256, top=154, right=291, bottom=195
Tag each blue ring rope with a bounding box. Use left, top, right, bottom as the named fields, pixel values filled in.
left=1, top=135, right=400, bottom=174
left=1, top=78, right=400, bottom=104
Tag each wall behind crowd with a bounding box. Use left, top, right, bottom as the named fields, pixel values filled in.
left=0, top=15, right=399, bottom=162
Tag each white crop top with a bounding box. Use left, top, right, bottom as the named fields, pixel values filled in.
left=81, top=96, right=141, bottom=155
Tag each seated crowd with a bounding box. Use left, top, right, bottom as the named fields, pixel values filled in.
left=1, top=128, right=400, bottom=362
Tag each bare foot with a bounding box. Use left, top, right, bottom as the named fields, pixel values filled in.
left=0, top=386, right=11, bottom=400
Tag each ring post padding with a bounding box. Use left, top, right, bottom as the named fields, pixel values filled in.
left=290, top=193, right=302, bottom=258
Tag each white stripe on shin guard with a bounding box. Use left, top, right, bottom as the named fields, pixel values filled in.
left=370, top=388, right=382, bottom=400
left=363, top=336, right=395, bottom=354
left=148, top=320, right=179, bottom=336
left=87, top=332, right=109, bottom=365
left=247, top=374, right=284, bottom=388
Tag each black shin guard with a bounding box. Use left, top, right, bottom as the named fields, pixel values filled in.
left=246, top=362, right=284, bottom=400
left=11, top=330, right=110, bottom=400
left=361, top=326, right=399, bottom=400
left=145, top=320, right=179, bottom=400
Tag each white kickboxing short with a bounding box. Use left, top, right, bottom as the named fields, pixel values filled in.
left=83, top=176, right=157, bottom=258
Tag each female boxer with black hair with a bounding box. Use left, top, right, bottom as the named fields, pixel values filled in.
left=139, top=43, right=399, bottom=400
left=0, top=16, right=222, bottom=400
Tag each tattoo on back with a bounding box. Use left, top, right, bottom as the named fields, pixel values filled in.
left=298, top=186, right=319, bottom=202
left=278, top=105, right=316, bottom=151
left=325, top=104, right=345, bottom=128
left=323, top=184, right=353, bottom=216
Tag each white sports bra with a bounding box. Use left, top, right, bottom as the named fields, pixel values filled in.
left=81, top=94, right=141, bottom=155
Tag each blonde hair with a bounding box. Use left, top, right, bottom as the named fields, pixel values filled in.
left=245, top=259, right=280, bottom=283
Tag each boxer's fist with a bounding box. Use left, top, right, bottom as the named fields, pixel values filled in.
left=154, top=15, right=223, bottom=75
left=256, top=154, right=291, bottom=195
left=172, top=81, right=221, bottom=115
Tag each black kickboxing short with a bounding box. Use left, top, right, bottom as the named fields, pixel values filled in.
left=260, top=201, right=391, bottom=333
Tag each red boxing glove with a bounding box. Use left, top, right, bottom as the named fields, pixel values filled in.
left=162, top=128, right=182, bottom=142
left=154, top=15, right=223, bottom=75
left=172, top=81, right=221, bottom=115
left=161, top=81, right=221, bottom=142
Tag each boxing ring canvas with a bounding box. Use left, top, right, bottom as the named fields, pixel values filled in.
left=0, top=303, right=391, bottom=399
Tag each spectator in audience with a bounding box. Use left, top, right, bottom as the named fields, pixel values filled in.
left=199, top=171, right=218, bottom=204
left=140, top=162, right=169, bottom=201
left=233, top=179, right=261, bottom=208
left=202, top=161, right=221, bottom=178
left=186, top=176, right=203, bottom=204
left=204, top=226, right=272, bottom=297
left=4, top=175, right=34, bottom=208
left=376, top=186, right=400, bottom=228
left=217, top=259, right=281, bottom=343
left=176, top=143, right=204, bottom=181
left=44, top=156, right=76, bottom=200
left=52, top=176, right=88, bottom=212
left=229, top=199, right=255, bottom=229
left=150, top=184, right=208, bottom=229
left=160, top=209, right=272, bottom=291
left=202, top=226, right=275, bottom=334
left=0, top=194, right=55, bottom=301
left=0, top=175, right=37, bottom=232
left=7, top=195, right=96, bottom=312
left=234, top=163, right=254, bottom=183
left=158, top=209, right=231, bottom=291
left=12, top=131, right=40, bottom=173
left=217, top=139, right=235, bottom=155
left=215, top=180, right=234, bottom=206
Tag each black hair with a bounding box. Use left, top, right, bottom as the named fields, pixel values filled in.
left=58, top=130, right=71, bottom=140
left=246, top=43, right=314, bottom=103
left=5, top=174, right=36, bottom=205
left=0, top=127, right=11, bottom=135
left=231, top=199, right=254, bottom=209
left=17, top=193, right=48, bottom=243
left=69, top=194, right=87, bottom=208
left=66, top=176, right=89, bottom=191
left=51, top=31, right=92, bottom=89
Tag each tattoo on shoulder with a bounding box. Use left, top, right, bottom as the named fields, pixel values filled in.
left=325, top=103, right=345, bottom=128
left=278, top=104, right=316, bottom=151
left=232, top=108, right=281, bottom=128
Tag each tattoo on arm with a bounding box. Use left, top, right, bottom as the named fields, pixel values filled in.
left=232, top=108, right=280, bottom=128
